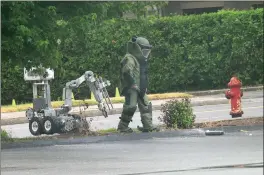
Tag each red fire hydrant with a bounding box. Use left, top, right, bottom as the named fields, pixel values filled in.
left=225, top=76, right=244, bottom=118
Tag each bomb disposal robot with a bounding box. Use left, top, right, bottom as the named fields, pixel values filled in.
left=24, top=67, right=113, bottom=136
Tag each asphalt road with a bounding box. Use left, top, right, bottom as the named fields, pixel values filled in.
left=1, top=129, right=263, bottom=175
left=1, top=97, right=263, bottom=138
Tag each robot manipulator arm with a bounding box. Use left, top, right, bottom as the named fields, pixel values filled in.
left=62, top=71, right=113, bottom=117
left=84, top=71, right=113, bottom=117
left=62, top=75, right=86, bottom=112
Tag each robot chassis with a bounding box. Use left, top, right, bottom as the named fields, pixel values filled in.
left=24, top=67, right=113, bottom=136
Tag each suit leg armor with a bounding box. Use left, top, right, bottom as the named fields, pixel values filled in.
left=137, top=94, right=159, bottom=132
left=117, top=89, right=138, bottom=133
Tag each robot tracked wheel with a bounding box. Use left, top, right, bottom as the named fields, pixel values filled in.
left=24, top=67, right=114, bottom=136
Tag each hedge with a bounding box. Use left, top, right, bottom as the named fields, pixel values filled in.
left=1, top=8, right=263, bottom=105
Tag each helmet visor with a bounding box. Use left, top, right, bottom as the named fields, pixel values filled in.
left=142, top=49, right=151, bottom=58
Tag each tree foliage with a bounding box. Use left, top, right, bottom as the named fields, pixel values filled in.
left=1, top=1, right=167, bottom=68
left=1, top=1, right=168, bottom=104
left=1, top=1, right=63, bottom=69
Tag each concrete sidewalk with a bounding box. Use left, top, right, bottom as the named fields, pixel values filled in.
left=186, top=85, right=263, bottom=96
left=1, top=96, right=226, bottom=118
left=1, top=88, right=263, bottom=126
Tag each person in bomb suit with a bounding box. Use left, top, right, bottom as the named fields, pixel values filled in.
left=117, top=36, right=159, bottom=133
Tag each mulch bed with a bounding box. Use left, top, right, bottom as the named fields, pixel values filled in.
left=194, top=117, right=263, bottom=128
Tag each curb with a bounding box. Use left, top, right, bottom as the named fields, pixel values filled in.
left=0, top=129, right=207, bottom=150
left=0, top=99, right=229, bottom=126
left=186, top=86, right=263, bottom=96
left=1, top=123, right=263, bottom=150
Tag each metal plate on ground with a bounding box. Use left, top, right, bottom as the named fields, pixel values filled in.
left=205, top=130, right=225, bottom=136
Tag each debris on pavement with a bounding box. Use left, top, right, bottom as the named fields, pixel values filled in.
left=205, top=130, right=225, bottom=136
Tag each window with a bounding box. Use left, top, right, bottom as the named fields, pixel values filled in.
left=252, top=3, right=264, bottom=9
left=182, top=7, right=223, bottom=15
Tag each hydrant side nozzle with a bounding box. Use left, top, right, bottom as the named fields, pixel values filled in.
left=225, top=90, right=233, bottom=99
left=225, top=91, right=230, bottom=99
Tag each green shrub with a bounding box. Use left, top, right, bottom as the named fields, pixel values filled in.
left=159, top=98, right=196, bottom=129
left=1, top=129, right=13, bottom=142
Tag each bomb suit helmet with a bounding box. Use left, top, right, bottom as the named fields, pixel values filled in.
left=132, top=36, right=153, bottom=59
left=127, top=36, right=153, bottom=61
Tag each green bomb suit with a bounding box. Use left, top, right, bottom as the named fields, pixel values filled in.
left=117, top=36, right=158, bottom=133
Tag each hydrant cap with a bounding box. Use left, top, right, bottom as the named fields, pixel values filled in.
left=228, top=76, right=242, bottom=88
